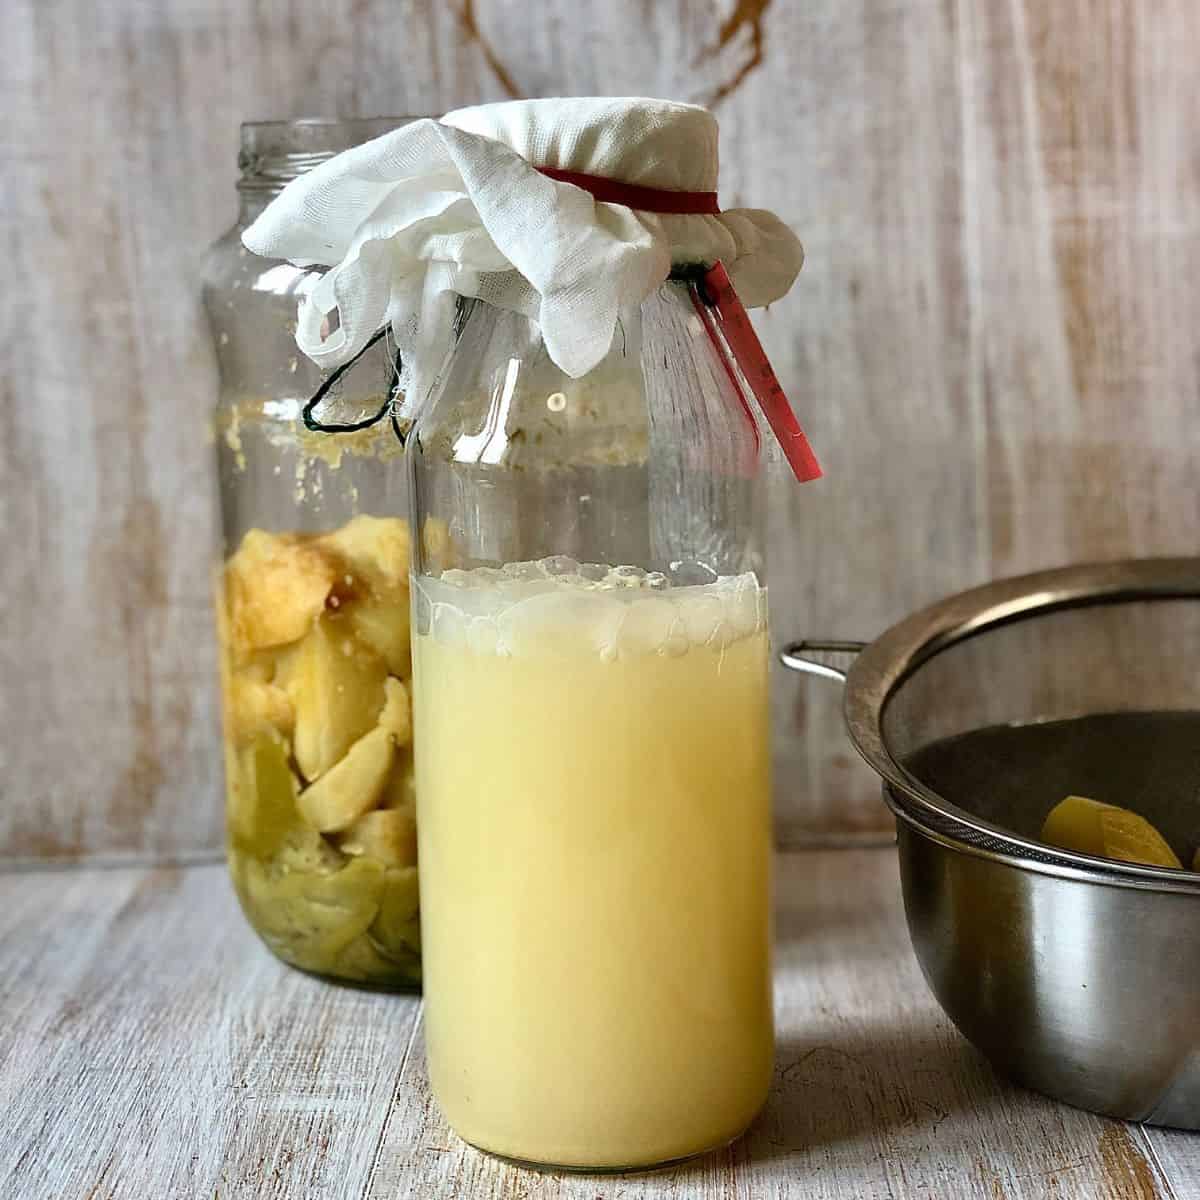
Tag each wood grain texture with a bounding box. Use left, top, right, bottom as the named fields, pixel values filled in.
left=1143, top=1132, right=1200, bottom=1200
left=768, top=0, right=1200, bottom=839
left=4, top=0, right=1199, bottom=856
left=0, top=862, right=421, bottom=1200
left=0, top=850, right=1186, bottom=1199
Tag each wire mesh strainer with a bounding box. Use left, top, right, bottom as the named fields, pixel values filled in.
left=781, top=560, right=1200, bottom=1127
left=810, top=559, right=1200, bottom=888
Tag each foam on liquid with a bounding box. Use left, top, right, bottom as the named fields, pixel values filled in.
left=414, top=557, right=766, bottom=661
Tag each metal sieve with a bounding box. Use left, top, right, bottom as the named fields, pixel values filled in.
left=783, top=559, right=1200, bottom=1128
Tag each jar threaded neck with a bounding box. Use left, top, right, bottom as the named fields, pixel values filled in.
left=237, top=117, right=427, bottom=193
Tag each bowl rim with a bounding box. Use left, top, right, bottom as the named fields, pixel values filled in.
left=844, top=557, right=1200, bottom=893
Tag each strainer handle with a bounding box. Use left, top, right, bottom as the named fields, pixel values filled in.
left=778, top=640, right=866, bottom=684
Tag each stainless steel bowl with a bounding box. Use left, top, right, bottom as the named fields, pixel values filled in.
left=782, top=559, right=1200, bottom=1128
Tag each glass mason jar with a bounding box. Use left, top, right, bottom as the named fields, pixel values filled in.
left=409, top=282, right=775, bottom=1167
left=203, top=119, right=424, bottom=990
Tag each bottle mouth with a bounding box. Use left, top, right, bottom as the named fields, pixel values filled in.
left=238, top=117, right=431, bottom=190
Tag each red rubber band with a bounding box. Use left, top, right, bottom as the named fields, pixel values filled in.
left=536, top=166, right=720, bottom=215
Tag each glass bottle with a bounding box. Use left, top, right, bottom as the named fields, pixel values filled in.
left=203, top=119, right=425, bottom=990
left=408, top=282, right=774, bottom=1167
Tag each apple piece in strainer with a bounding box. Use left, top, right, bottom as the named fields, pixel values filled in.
left=1041, top=795, right=1182, bottom=869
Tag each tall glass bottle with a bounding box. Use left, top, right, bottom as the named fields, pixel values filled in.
left=204, top=119, right=424, bottom=990
left=408, top=282, right=774, bottom=1167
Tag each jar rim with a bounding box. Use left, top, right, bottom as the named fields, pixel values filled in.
left=238, top=117, right=433, bottom=190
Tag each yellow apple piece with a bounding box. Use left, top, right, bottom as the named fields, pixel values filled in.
left=227, top=734, right=300, bottom=859
left=318, top=516, right=412, bottom=676
left=337, top=808, right=417, bottom=867
left=378, top=677, right=412, bottom=745
left=236, top=855, right=385, bottom=968
left=297, top=726, right=395, bottom=832
left=380, top=754, right=416, bottom=810
left=318, top=514, right=411, bottom=592
left=370, top=865, right=421, bottom=961
left=333, top=934, right=416, bottom=984
left=226, top=529, right=337, bottom=656
left=236, top=636, right=303, bottom=685
left=1041, top=795, right=1182, bottom=868
left=286, top=616, right=387, bottom=780
left=227, top=675, right=294, bottom=743
left=348, top=596, right=411, bottom=678
left=222, top=736, right=241, bottom=823
left=275, top=826, right=346, bottom=875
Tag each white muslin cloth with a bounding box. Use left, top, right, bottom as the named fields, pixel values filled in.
left=242, top=97, right=803, bottom=393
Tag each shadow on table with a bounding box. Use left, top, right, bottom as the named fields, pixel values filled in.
left=658, top=1026, right=1011, bottom=1185
left=753, top=1028, right=1001, bottom=1157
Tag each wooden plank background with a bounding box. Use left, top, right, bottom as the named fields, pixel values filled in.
left=3, top=0, right=1198, bottom=860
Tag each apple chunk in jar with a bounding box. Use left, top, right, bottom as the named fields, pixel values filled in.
left=218, top=517, right=421, bottom=988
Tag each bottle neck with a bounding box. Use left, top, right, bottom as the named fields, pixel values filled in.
left=409, top=283, right=767, bottom=581
left=236, top=186, right=282, bottom=225
left=235, top=117, right=425, bottom=227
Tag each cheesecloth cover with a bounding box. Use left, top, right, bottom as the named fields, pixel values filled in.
left=242, top=96, right=804, bottom=402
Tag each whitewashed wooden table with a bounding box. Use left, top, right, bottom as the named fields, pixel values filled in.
left=2, top=848, right=1196, bottom=1200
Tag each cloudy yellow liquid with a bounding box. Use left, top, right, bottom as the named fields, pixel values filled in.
left=412, top=564, right=774, bottom=1168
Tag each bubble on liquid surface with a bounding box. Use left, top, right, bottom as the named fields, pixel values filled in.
left=472, top=566, right=509, bottom=586
left=669, top=560, right=719, bottom=588
left=502, top=560, right=544, bottom=582
left=541, top=555, right=579, bottom=577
